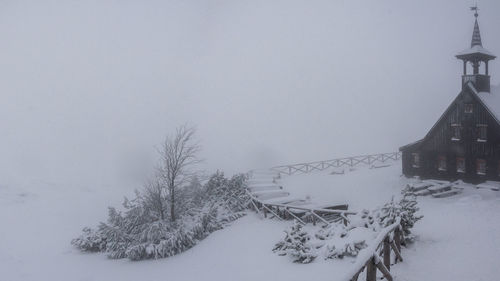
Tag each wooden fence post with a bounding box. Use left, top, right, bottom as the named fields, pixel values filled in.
left=383, top=236, right=391, bottom=270
left=394, top=227, right=401, bottom=252
left=366, top=256, right=376, bottom=281
left=375, top=259, right=393, bottom=281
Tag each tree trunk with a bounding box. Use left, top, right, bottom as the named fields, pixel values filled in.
left=170, top=185, right=176, bottom=221
left=160, top=201, right=164, bottom=220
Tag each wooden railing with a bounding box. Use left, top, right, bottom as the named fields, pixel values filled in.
left=270, top=152, right=401, bottom=176
left=247, top=188, right=404, bottom=281
left=343, top=218, right=403, bottom=281
left=462, top=74, right=490, bottom=92
left=246, top=191, right=356, bottom=226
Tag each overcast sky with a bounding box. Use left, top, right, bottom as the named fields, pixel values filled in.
left=1, top=0, right=500, bottom=187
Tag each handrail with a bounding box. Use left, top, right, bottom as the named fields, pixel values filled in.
left=342, top=217, right=403, bottom=281
left=268, top=152, right=401, bottom=175
left=246, top=190, right=355, bottom=226
left=247, top=191, right=356, bottom=216
left=248, top=189, right=404, bottom=281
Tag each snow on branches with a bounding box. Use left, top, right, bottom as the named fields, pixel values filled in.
left=71, top=172, right=249, bottom=261
left=273, top=189, right=422, bottom=263
left=273, top=221, right=316, bottom=263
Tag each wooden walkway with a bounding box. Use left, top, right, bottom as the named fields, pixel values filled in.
left=246, top=169, right=354, bottom=226
left=246, top=153, right=405, bottom=281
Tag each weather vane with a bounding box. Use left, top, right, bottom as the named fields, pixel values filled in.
left=470, top=3, right=479, bottom=18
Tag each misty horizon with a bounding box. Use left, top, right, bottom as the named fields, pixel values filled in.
left=2, top=0, right=499, bottom=187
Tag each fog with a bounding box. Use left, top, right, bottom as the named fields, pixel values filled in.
left=1, top=0, right=499, bottom=187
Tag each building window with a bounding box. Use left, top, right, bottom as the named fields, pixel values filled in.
left=451, top=124, right=461, bottom=141
left=438, top=155, right=447, bottom=171
left=477, top=159, right=486, bottom=175
left=477, top=124, right=487, bottom=142
left=412, top=153, right=420, bottom=168
left=465, top=103, right=473, bottom=113
left=456, top=157, right=466, bottom=173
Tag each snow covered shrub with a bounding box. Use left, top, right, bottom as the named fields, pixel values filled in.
left=348, top=209, right=382, bottom=232
left=72, top=171, right=249, bottom=261
left=273, top=221, right=316, bottom=263
left=71, top=227, right=106, bottom=252
left=314, top=221, right=370, bottom=260
left=324, top=240, right=368, bottom=259
left=379, top=189, right=423, bottom=243
left=98, top=222, right=132, bottom=259
left=274, top=191, right=422, bottom=263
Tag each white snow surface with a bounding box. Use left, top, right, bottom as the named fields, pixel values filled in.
left=456, top=44, right=496, bottom=57
left=2, top=162, right=500, bottom=281
left=278, top=165, right=405, bottom=211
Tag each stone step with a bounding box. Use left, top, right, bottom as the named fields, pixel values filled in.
left=251, top=190, right=290, bottom=200
left=477, top=181, right=500, bottom=191
left=248, top=182, right=281, bottom=188
left=407, top=182, right=433, bottom=192
left=432, top=188, right=462, bottom=198
left=423, top=179, right=450, bottom=185
left=248, top=176, right=276, bottom=180
left=427, top=183, right=452, bottom=193
left=263, top=196, right=308, bottom=205
left=415, top=189, right=432, bottom=196
left=248, top=179, right=275, bottom=184
left=248, top=185, right=282, bottom=192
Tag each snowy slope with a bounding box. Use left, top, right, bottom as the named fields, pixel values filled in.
left=0, top=179, right=354, bottom=281
left=392, top=189, right=500, bottom=281
left=2, top=162, right=500, bottom=281
left=278, top=164, right=405, bottom=210
left=278, top=162, right=500, bottom=281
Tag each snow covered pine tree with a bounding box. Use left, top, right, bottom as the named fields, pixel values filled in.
left=273, top=220, right=316, bottom=263
left=72, top=172, right=249, bottom=261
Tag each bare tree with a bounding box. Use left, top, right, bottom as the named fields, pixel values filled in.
left=142, top=178, right=167, bottom=221
left=158, top=125, right=201, bottom=221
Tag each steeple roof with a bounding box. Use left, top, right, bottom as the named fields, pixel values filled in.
left=471, top=18, right=482, bottom=47
left=456, top=11, right=495, bottom=61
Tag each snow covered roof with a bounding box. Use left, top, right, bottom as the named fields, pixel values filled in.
left=399, top=139, right=423, bottom=151
left=456, top=45, right=496, bottom=59
left=471, top=83, right=500, bottom=125
left=455, top=17, right=496, bottom=60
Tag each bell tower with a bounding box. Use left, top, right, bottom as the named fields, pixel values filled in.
left=455, top=5, right=496, bottom=92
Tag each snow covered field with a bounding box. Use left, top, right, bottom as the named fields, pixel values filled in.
left=2, top=161, right=500, bottom=281
left=278, top=164, right=406, bottom=211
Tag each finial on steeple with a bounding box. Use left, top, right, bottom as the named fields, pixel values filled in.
left=470, top=4, right=482, bottom=47
left=456, top=4, right=495, bottom=92
left=471, top=4, right=479, bottom=18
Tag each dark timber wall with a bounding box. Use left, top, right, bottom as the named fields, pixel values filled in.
left=401, top=88, right=500, bottom=183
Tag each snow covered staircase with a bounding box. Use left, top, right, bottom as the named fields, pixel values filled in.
left=247, top=169, right=299, bottom=205
left=251, top=190, right=290, bottom=200
left=246, top=169, right=354, bottom=226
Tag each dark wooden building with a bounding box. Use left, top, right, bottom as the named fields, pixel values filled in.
left=400, top=11, right=499, bottom=183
